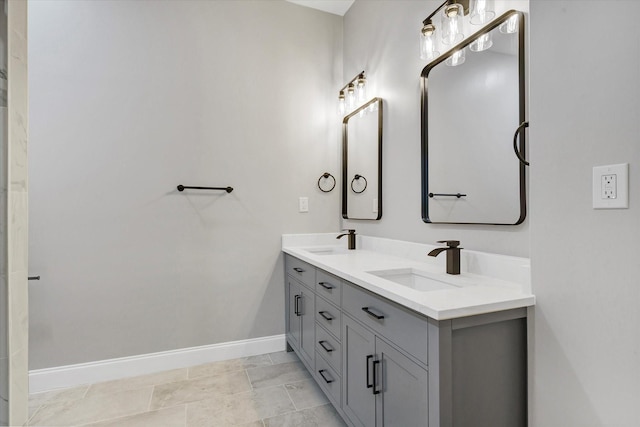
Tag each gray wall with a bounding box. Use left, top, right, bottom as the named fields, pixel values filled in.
left=529, top=1, right=640, bottom=425
left=341, top=0, right=530, bottom=257
left=28, top=0, right=342, bottom=369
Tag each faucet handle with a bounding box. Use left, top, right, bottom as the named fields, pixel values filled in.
left=437, top=240, right=460, bottom=248
left=342, top=229, right=356, bottom=234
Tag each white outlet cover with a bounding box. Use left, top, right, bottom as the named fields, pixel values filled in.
left=593, top=163, right=628, bottom=209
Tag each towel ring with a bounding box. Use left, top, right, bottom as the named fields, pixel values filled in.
left=351, top=174, right=367, bottom=194
left=317, top=173, right=336, bottom=193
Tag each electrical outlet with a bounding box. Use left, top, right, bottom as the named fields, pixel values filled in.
left=593, top=163, right=628, bottom=209
left=299, top=197, right=309, bottom=213
left=601, top=174, right=617, bottom=199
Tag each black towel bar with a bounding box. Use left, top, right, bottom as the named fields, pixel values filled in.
left=177, top=185, right=233, bottom=193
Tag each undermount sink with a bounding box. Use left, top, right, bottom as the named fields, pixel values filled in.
left=367, top=268, right=461, bottom=292
left=302, top=246, right=350, bottom=256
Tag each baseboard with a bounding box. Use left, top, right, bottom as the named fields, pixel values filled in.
left=29, top=334, right=286, bottom=394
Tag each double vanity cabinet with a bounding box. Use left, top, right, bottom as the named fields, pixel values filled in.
left=284, top=253, right=528, bottom=427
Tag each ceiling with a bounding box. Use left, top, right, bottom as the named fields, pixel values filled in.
left=286, top=0, right=355, bottom=16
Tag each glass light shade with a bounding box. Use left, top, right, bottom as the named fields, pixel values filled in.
left=356, top=76, right=367, bottom=104
left=337, top=92, right=345, bottom=116
left=469, top=32, right=493, bottom=52
left=470, top=0, right=495, bottom=25
left=499, top=13, right=519, bottom=34
left=445, top=48, right=466, bottom=66
left=347, top=84, right=356, bottom=110
left=420, top=24, right=440, bottom=60
left=441, top=3, right=464, bottom=45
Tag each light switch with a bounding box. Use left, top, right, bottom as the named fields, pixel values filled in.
left=299, top=197, right=309, bottom=213
left=593, top=163, right=628, bottom=209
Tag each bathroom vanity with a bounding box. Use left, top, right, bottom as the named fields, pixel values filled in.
left=282, top=234, right=534, bottom=427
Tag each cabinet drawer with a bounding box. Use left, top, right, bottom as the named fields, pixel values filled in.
left=316, top=324, right=342, bottom=374
left=285, top=255, right=315, bottom=289
left=316, top=296, right=341, bottom=339
left=342, top=282, right=428, bottom=365
left=315, top=351, right=341, bottom=405
left=316, top=270, right=342, bottom=307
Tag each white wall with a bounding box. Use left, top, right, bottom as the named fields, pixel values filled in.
left=529, top=1, right=640, bottom=425
left=28, top=0, right=342, bottom=369
left=342, top=0, right=530, bottom=257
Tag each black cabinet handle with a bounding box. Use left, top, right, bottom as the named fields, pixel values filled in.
left=318, top=369, right=334, bottom=384
left=318, top=281, right=334, bottom=290
left=294, top=295, right=301, bottom=316
left=318, top=340, right=334, bottom=353
left=318, top=311, right=334, bottom=321
left=362, top=307, right=385, bottom=320
left=366, top=355, right=374, bottom=388
left=28, top=276, right=41, bottom=281
left=293, top=267, right=305, bottom=273
left=372, top=360, right=381, bottom=395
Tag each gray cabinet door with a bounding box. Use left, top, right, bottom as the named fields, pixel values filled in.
left=299, top=290, right=315, bottom=367
left=343, top=316, right=376, bottom=427
left=375, top=338, right=428, bottom=427
left=287, top=278, right=302, bottom=351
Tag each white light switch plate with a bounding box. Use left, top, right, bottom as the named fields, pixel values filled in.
left=593, top=163, right=628, bottom=209
left=299, top=197, right=309, bottom=213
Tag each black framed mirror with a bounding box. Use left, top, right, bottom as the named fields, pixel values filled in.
left=421, top=10, right=526, bottom=225
left=342, top=97, right=383, bottom=220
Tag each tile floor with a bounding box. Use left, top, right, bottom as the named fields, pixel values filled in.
left=28, top=351, right=347, bottom=427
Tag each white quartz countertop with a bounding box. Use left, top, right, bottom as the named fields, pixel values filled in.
left=282, top=234, right=535, bottom=321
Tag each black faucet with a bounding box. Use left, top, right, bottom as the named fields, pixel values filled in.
left=336, top=229, right=356, bottom=250
left=427, top=240, right=463, bottom=275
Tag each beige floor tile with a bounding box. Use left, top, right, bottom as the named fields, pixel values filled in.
left=85, top=368, right=188, bottom=398
left=284, top=379, right=328, bottom=410
left=246, top=362, right=310, bottom=389
left=186, top=385, right=294, bottom=426
left=150, top=370, right=251, bottom=410
left=263, top=404, right=346, bottom=427
left=268, top=351, right=299, bottom=365
left=28, top=386, right=153, bottom=427
left=29, top=384, right=89, bottom=407
left=189, top=355, right=272, bottom=379
left=79, top=405, right=186, bottom=427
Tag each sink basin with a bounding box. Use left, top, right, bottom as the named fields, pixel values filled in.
left=367, top=268, right=461, bottom=292
left=302, top=246, right=350, bottom=256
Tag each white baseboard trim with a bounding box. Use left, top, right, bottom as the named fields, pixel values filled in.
left=29, top=334, right=286, bottom=394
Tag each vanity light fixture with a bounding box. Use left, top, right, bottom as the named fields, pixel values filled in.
left=337, top=71, right=367, bottom=116
left=420, top=0, right=501, bottom=64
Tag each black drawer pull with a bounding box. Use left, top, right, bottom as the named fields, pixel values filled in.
left=319, top=340, right=334, bottom=353
left=293, top=267, right=305, bottom=273
left=318, top=311, right=334, bottom=321
left=318, top=281, right=334, bottom=290
left=362, top=307, right=385, bottom=320
left=366, top=355, right=374, bottom=388
left=294, top=295, right=301, bottom=316
left=318, top=369, right=334, bottom=384
left=372, top=360, right=381, bottom=395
